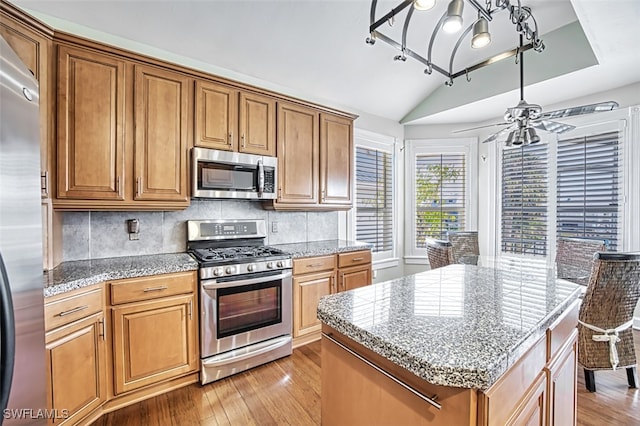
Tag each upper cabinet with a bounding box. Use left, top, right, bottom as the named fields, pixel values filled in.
left=133, top=64, right=190, bottom=202
left=195, top=79, right=276, bottom=156
left=271, top=102, right=354, bottom=210
left=56, top=44, right=126, bottom=201
left=0, top=7, right=53, bottom=198
left=53, top=37, right=191, bottom=210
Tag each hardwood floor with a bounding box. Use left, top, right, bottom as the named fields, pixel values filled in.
left=94, top=332, right=640, bottom=425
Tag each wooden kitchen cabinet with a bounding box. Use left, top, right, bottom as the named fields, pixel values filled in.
left=56, top=43, right=126, bottom=201
left=545, top=330, right=578, bottom=426
left=338, top=250, right=372, bottom=292
left=44, top=285, right=107, bottom=425
left=133, top=64, right=190, bottom=202
left=271, top=103, right=354, bottom=210
left=195, top=79, right=276, bottom=156
left=109, top=272, right=198, bottom=395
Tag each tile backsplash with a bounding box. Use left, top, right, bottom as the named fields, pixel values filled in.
left=61, top=199, right=339, bottom=261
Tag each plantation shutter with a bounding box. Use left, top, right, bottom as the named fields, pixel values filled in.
left=501, top=144, right=548, bottom=255
left=556, top=131, right=621, bottom=249
left=415, top=154, right=466, bottom=247
left=355, top=146, right=393, bottom=252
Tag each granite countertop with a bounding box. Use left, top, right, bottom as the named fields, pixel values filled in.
left=43, top=253, right=198, bottom=298
left=317, top=257, right=582, bottom=391
left=271, top=239, right=372, bottom=259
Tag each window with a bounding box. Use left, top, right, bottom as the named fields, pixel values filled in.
left=355, top=146, right=393, bottom=252
left=352, top=129, right=396, bottom=263
left=406, top=139, right=476, bottom=260
left=556, top=130, right=622, bottom=249
left=415, top=154, right=466, bottom=244
left=501, top=143, right=549, bottom=256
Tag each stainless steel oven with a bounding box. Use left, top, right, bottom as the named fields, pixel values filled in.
left=187, top=219, right=292, bottom=384
left=192, top=147, right=277, bottom=200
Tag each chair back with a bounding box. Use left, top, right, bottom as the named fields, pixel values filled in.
left=578, top=252, right=640, bottom=370
left=556, top=237, right=606, bottom=286
left=425, top=238, right=453, bottom=269
left=447, top=231, right=479, bottom=264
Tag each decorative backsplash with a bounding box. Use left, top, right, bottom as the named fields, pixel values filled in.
left=61, top=199, right=339, bottom=261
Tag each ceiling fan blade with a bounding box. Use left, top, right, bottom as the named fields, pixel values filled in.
left=482, top=126, right=513, bottom=144
left=453, top=122, right=510, bottom=134
left=539, top=101, right=619, bottom=120
left=531, top=120, right=576, bottom=134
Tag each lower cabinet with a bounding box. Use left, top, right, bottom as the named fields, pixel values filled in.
left=292, top=250, right=371, bottom=347
left=545, top=328, right=578, bottom=426
left=111, top=293, right=198, bottom=394
left=45, top=286, right=107, bottom=425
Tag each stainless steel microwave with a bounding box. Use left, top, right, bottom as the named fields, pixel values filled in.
left=192, top=148, right=277, bottom=200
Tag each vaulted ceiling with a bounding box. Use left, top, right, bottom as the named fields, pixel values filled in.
left=13, top=0, right=640, bottom=126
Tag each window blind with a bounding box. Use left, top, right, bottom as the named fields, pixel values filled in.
left=556, top=131, right=621, bottom=250
left=501, top=144, right=548, bottom=255
left=355, top=146, right=393, bottom=253
left=415, top=154, right=466, bottom=246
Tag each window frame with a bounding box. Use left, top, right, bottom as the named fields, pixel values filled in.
left=405, top=138, right=478, bottom=263
left=349, top=129, right=399, bottom=268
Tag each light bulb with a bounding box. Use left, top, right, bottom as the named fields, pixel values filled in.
left=414, top=0, right=436, bottom=11
left=442, top=0, right=464, bottom=33
left=471, top=18, right=491, bottom=48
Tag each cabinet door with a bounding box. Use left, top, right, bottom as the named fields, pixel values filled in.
left=339, top=264, right=372, bottom=292
left=320, top=113, right=353, bottom=207
left=506, top=373, right=546, bottom=426
left=239, top=91, right=275, bottom=156
left=276, top=102, right=319, bottom=205
left=1, top=17, right=52, bottom=198
left=57, top=44, right=125, bottom=200
left=546, top=331, right=578, bottom=426
left=194, top=80, right=238, bottom=151
left=293, top=270, right=336, bottom=337
left=134, top=64, right=190, bottom=202
left=46, top=312, right=107, bottom=425
left=111, top=293, right=198, bottom=394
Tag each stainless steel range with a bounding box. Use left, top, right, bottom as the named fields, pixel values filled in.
left=187, top=219, right=292, bottom=384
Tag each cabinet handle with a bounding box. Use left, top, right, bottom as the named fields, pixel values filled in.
left=278, top=188, right=282, bottom=198
left=116, top=176, right=122, bottom=197
left=339, top=274, right=344, bottom=291
left=306, top=263, right=323, bottom=268
left=188, top=299, right=193, bottom=320
left=136, top=177, right=142, bottom=198
left=57, top=305, right=88, bottom=317
left=323, top=333, right=442, bottom=410
left=228, top=132, right=233, bottom=146
left=41, top=170, right=49, bottom=197
left=330, top=276, right=336, bottom=293
left=321, top=189, right=326, bottom=202
left=143, top=286, right=168, bottom=292
left=99, top=318, right=106, bottom=341
left=241, top=134, right=246, bottom=148
left=351, top=257, right=364, bottom=262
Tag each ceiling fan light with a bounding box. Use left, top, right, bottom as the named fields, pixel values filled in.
left=443, top=0, right=464, bottom=33
left=505, top=130, right=517, bottom=147
left=512, top=127, right=527, bottom=146
left=414, top=0, right=436, bottom=11
left=471, top=18, right=491, bottom=49
left=524, top=127, right=541, bottom=144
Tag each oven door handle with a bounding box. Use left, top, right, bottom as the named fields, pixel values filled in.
left=202, top=270, right=292, bottom=290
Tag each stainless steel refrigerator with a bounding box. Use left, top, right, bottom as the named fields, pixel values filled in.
left=0, top=35, right=47, bottom=425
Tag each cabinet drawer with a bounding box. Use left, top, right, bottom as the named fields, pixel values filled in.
left=338, top=250, right=371, bottom=268
left=110, top=271, right=196, bottom=305
left=44, top=287, right=103, bottom=331
left=293, top=255, right=336, bottom=275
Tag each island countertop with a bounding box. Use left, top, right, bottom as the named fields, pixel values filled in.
left=317, top=259, right=582, bottom=391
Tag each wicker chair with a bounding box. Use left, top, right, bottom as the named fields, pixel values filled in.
left=425, top=238, right=453, bottom=270
left=556, top=237, right=607, bottom=286
left=447, top=231, right=479, bottom=264
left=578, top=252, right=640, bottom=392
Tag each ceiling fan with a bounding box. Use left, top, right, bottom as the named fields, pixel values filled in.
left=456, top=35, right=618, bottom=146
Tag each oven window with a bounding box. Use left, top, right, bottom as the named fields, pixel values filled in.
left=217, top=280, right=282, bottom=338
left=199, top=163, right=256, bottom=191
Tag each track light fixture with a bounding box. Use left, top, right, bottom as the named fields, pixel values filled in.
left=366, top=0, right=545, bottom=85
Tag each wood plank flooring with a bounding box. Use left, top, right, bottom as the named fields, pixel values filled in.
left=93, top=332, right=640, bottom=425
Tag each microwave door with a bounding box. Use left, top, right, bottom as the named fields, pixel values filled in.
left=199, top=163, right=257, bottom=192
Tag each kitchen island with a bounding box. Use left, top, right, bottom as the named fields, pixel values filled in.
left=318, top=259, right=582, bottom=425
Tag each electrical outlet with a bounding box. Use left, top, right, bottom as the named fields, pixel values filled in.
left=272, top=221, right=278, bottom=233
left=127, top=219, right=139, bottom=241
left=372, top=269, right=377, bottom=279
